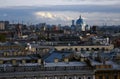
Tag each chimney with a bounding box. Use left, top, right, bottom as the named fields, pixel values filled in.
left=0, top=60, right=3, bottom=64
left=12, top=59, right=17, bottom=66
left=80, top=57, right=84, bottom=62
left=54, top=58, right=59, bottom=63
left=64, top=57, right=69, bottom=63
left=38, top=59, right=42, bottom=64
left=22, top=59, right=26, bottom=64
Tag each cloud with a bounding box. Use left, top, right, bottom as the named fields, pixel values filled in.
left=0, top=5, right=120, bottom=26
left=63, top=0, right=120, bottom=5
left=34, top=12, right=73, bottom=21
left=33, top=11, right=120, bottom=26
left=35, top=12, right=56, bottom=19
left=34, top=11, right=74, bottom=25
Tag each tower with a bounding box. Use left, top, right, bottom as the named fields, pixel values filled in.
left=71, top=20, right=75, bottom=30
left=72, top=20, right=75, bottom=26
left=16, top=24, right=22, bottom=38
left=76, top=15, right=86, bottom=32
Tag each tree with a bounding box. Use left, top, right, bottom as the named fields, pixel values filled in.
left=0, top=34, right=6, bottom=42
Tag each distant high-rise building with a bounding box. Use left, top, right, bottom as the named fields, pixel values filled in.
left=16, top=24, right=22, bottom=38
left=91, top=26, right=97, bottom=33
left=71, top=20, right=75, bottom=30
left=0, top=21, right=9, bottom=30
left=72, top=20, right=75, bottom=25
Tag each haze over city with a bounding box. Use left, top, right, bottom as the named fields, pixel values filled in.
left=0, top=1, right=120, bottom=79
left=0, top=0, right=120, bottom=26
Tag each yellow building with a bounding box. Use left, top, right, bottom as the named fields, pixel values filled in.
left=95, top=70, right=120, bottom=79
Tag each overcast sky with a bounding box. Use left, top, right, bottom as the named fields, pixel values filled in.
left=0, top=0, right=120, bottom=7
left=0, top=0, right=120, bottom=26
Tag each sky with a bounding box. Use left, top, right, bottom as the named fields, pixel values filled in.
left=0, top=0, right=120, bottom=26
left=0, top=0, right=120, bottom=7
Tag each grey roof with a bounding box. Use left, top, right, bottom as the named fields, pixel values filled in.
left=45, top=51, right=72, bottom=62
left=0, top=56, right=32, bottom=60
left=44, top=62, right=86, bottom=67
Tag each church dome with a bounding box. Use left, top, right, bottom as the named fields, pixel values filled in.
left=76, top=15, right=83, bottom=25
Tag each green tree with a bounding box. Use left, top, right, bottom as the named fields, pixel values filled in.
left=0, top=34, right=6, bottom=42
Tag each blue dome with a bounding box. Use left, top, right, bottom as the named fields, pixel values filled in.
left=76, top=16, right=83, bottom=25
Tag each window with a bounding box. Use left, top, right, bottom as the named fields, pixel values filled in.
left=88, top=77, right=91, bottom=79
left=96, top=48, right=99, bottom=51
left=101, top=48, right=105, bottom=51
left=81, top=48, right=84, bottom=51
left=99, top=76, right=103, bottom=79
left=75, top=48, right=78, bottom=51
left=79, top=77, right=81, bottom=79
left=13, top=77, right=16, bottom=79
left=34, top=76, right=36, bottom=79
left=69, top=78, right=72, bottom=79
left=86, top=48, right=89, bottom=51
left=24, top=76, right=26, bottom=79
left=114, top=75, right=117, bottom=79
left=91, top=48, right=94, bottom=51
left=105, top=76, right=109, bottom=79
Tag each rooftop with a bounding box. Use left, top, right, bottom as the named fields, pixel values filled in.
left=44, top=62, right=86, bottom=67
left=44, top=51, right=72, bottom=62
